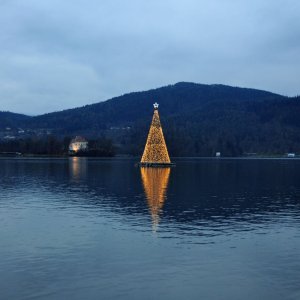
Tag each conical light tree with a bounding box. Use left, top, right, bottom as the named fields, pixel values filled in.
left=140, top=103, right=171, bottom=165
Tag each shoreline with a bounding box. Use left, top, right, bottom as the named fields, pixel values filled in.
left=0, top=155, right=299, bottom=160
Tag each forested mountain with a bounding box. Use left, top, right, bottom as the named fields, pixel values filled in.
left=1, top=82, right=300, bottom=156
left=0, top=112, right=31, bottom=128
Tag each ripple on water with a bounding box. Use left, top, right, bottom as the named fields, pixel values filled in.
left=1, top=158, right=300, bottom=300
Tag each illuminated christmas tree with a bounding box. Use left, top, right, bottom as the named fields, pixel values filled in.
left=140, top=103, right=172, bottom=166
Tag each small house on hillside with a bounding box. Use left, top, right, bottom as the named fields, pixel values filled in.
left=69, top=136, right=88, bottom=154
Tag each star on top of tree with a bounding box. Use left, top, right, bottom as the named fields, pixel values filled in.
left=153, top=102, right=159, bottom=109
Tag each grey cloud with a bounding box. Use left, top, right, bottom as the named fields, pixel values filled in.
left=0, top=0, right=299, bottom=114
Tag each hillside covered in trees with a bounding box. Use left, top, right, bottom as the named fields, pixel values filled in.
left=1, top=82, right=300, bottom=156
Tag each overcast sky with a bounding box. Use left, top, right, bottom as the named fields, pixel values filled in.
left=1, top=0, right=300, bottom=115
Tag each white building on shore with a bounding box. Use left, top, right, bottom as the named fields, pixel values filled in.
left=69, top=136, right=88, bottom=153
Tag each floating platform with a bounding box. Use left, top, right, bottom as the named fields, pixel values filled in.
left=138, top=162, right=176, bottom=168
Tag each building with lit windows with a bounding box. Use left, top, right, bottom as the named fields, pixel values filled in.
left=69, top=136, right=88, bottom=154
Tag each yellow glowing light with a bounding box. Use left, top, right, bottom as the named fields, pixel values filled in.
left=71, top=144, right=80, bottom=152
left=141, top=104, right=171, bottom=164
left=140, top=167, right=171, bottom=230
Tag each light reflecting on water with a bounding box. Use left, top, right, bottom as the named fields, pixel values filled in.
left=69, top=156, right=88, bottom=182
left=0, top=158, right=300, bottom=300
left=140, top=167, right=170, bottom=231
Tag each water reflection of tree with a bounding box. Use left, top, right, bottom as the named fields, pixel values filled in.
left=140, top=167, right=171, bottom=231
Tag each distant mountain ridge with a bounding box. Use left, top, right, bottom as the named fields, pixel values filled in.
left=1, top=82, right=300, bottom=156
left=28, top=82, right=285, bottom=128
left=0, top=111, right=31, bottom=128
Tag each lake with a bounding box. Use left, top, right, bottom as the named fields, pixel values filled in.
left=1, top=157, right=300, bottom=300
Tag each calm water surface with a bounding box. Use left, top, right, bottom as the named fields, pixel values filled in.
left=1, top=158, right=300, bottom=300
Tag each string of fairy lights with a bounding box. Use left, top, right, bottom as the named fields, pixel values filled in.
left=141, top=105, right=171, bottom=164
